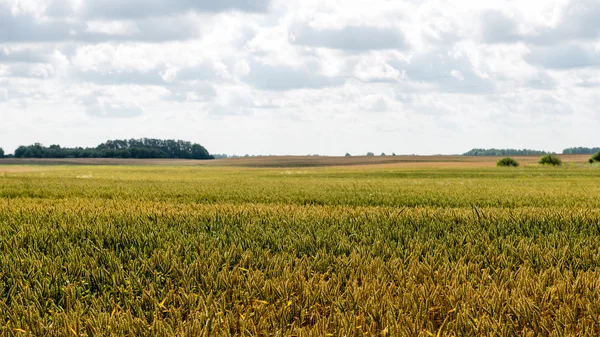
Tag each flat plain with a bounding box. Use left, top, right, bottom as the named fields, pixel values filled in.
left=0, top=155, right=599, bottom=336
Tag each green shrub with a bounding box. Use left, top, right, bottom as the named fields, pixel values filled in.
left=539, top=154, right=562, bottom=166
left=590, top=152, right=600, bottom=163
left=497, top=157, right=520, bottom=167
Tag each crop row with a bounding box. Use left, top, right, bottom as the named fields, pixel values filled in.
left=1, top=198, right=599, bottom=336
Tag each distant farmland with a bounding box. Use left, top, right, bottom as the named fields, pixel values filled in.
left=0, top=154, right=591, bottom=167
left=1, top=157, right=599, bottom=335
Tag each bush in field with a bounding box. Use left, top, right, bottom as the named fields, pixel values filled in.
left=497, top=157, right=519, bottom=167
left=590, top=152, right=600, bottom=163
left=539, top=154, right=562, bottom=166
left=0, top=147, right=4, bottom=158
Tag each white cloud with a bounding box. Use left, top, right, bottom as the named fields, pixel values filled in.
left=1, top=0, right=600, bottom=155
left=85, top=20, right=140, bottom=36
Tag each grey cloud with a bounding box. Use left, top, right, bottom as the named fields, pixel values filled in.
left=80, top=94, right=143, bottom=118
left=526, top=44, right=600, bottom=69
left=243, top=62, right=344, bottom=91
left=479, top=10, right=520, bottom=43
left=174, top=64, right=217, bottom=82
left=162, top=83, right=217, bottom=102
left=0, top=6, right=200, bottom=43
left=81, top=0, right=270, bottom=19
left=523, top=73, right=557, bottom=91
left=390, top=51, right=494, bottom=95
left=73, top=68, right=168, bottom=86
left=5, top=64, right=55, bottom=78
left=80, top=16, right=201, bottom=42
left=44, top=0, right=76, bottom=18
left=552, top=0, right=600, bottom=41
left=576, top=80, right=600, bottom=88
left=0, top=49, right=49, bottom=63
left=526, top=93, right=573, bottom=117
left=72, top=63, right=217, bottom=86
left=366, top=97, right=389, bottom=112
left=0, top=7, right=78, bottom=42
left=481, top=0, right=600, bottom=45
left=208, top=104, right=254, bottom=118
left=291, top=25, right=408, bottom=51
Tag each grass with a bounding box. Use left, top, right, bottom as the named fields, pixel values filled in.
left=1, top=161, right=600, bottom=336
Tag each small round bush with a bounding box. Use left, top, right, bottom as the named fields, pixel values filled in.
left=590, top=151, right=600, bottom=163
left=590, top=158, right=594, bottom=164
left=539, top=154, right=562, bottom=166
left=497, top=157, right=519, bottom=167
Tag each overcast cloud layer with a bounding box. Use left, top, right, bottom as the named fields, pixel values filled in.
left=1, top=0, right=599, bottom=155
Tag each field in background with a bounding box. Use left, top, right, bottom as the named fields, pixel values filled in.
left=0, top=154, right=591, bottom=167
left=1, top=159, right=600, bottom=335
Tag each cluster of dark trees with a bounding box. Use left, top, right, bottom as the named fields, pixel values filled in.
left=562, top=147, right=600, bottom=155
left=0, top=147, right=4, bottom=158
left=466, top=147, right=600, bottom=156
left=463, top=148, right=551, bottom=156
left=10, top=138, right=213, bottom=160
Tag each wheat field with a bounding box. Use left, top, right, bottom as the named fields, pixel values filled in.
left=1, top=159, right=599, bottom=336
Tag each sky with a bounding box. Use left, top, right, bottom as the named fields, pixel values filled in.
left=0, top=0, right=599, bottom=156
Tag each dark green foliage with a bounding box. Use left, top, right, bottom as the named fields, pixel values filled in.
left=345, top=153, right=351, bottom=157
left=590, top=152, right=600, bottom=163
left=366, top=152, right=375, bottom=157
left=13, top=138, right=213, bottom=160
left=497, top=157, right=520, bottom=167
left=0, top=147, right=3, bottom=158
left=539, top=154, right=562, bottom=166
left=464, top=148, right=549, bottom=156
left=590, top=158, right=594, bottom=164
left=563, top=147, right=600, bottom=155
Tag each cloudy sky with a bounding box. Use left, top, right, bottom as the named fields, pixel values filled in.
left=1, top=0, right=599, bottom=155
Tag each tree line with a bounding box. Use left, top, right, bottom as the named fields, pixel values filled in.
left=463, top=148, right=551, bottom=156
left=3, top=138, right=213, bottom=160
left=464, top=147, right=600, bottom=156
left=562, top=147, right=600, bottom=155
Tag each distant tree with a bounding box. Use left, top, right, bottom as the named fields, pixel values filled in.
left=380, top=152, right=386, bottom=156
left=539, top=154, right=562, bottom=166
left=191, top=144, right=212, bottom=160
left=14, top=146, right=26, bottom=158
left=345, top=153, right=351, bottom=157
left=590, top=158, right=595, bottom=164
left=392, top=153, right=396, bottom=156
left=590, top=152, right=600, bottom=163
left=366, top=152, right=375, bottom=157
left=0, top=147, right=4, bottom=158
